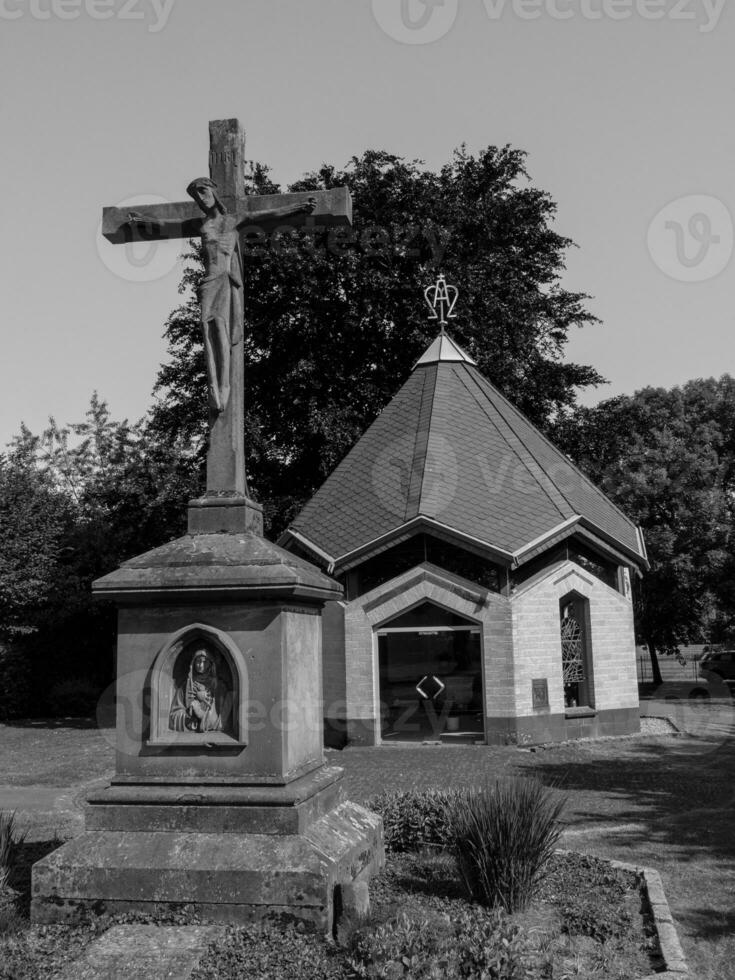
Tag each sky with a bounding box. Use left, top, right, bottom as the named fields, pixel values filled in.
left=1, top=0, right=733, bottom=448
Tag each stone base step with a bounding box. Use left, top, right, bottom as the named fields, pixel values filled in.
left=32, top=801, right=384, bottom=934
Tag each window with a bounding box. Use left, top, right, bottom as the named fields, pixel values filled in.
left=347, top=534, right=502, bottom=598
left=559, top=594, right=594, bottom=709
left=567, top=542, right=618, bottom=591
left=512, top=537, right=620, bottom=593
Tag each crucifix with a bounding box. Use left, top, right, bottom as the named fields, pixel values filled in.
left=102, top=119, right=352, bottom=534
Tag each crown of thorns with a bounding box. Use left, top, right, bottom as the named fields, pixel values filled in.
left=186, top=177, right=217, bottom=195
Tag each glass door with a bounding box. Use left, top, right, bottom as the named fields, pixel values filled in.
left=377, top=628, right=484, bottom=742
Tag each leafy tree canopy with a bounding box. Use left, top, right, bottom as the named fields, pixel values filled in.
left=151, top=145, right=603, bottom=534
left=0, top=442, right=73, bottom=641
left=553, top=376, right=735, bottom=671
left=3, top=395, right=202, bottom=700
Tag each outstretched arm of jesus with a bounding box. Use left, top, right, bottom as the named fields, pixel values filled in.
left=235, top=197, right=317, bottom=230
left=126, top=211, right=203, bottom=238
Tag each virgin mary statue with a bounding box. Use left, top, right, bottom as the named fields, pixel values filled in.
left=169, top=647, right=232, bottom=734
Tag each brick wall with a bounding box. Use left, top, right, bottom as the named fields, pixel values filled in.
left=510, top=560, right=638, bottom=717
left=323, top=558, right=638, bottom=745
left=322, top=599, right=347, bottom=718
left=341, top=563, right=513, bottom=739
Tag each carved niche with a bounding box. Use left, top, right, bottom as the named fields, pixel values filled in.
left=148, top=623, right=248, bottom=746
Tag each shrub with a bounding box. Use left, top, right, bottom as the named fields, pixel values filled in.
left=0, top=644, right=33, bottom=721
left=365, top=790, right=462, bottom=853
left=46, top=676, right=102, bottom=718
left=447, top=777, right=565, bottom=913
left=0, top=812, right=27, bottom=893
left=347, top=908, right=530, bottom=979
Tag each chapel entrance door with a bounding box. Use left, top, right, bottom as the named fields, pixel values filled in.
left=376, top=602, right=484, bottom=743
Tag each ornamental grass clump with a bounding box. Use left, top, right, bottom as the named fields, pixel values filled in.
left=0, top=811, right=26, bottom=893
left=448, top=777, right=565, bottom=914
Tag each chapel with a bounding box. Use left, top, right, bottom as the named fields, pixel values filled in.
left=280, top=282, right=648, bottom=746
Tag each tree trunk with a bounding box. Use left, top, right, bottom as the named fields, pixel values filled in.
left=646, top=639, right=664, bottom=687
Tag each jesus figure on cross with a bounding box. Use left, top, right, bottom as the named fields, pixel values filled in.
left=104, top=118, right=352, bottom=506
left=128, top=180, right=316, bottom=414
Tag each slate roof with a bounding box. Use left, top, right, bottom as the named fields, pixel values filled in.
left=281, top=333, right=647, bottom=572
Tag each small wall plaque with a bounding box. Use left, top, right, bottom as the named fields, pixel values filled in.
left=532, top=678, right=549, bottom=710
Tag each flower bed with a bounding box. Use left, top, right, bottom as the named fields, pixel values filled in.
left=1, top=778, right=667, bottom=979
left=1, top=842, right=661, bottom=980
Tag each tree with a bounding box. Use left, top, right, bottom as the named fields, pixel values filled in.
left=0, top=443, right=73, bottom=642
left=3, top=395, right=202, bottom=712
left=15, top=393, right=202, bottom=570
left=554, top=377, right=735, bottom=682
left=151, top=146, right=603, bottom=534
left=0, top=444, right=77, bottom=718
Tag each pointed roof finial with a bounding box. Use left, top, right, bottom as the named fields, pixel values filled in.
left=424, top=273, right=458, bottom=334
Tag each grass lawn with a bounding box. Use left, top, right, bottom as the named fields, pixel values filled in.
left=1, top=698, right=733, bottom=978
left=518, top=733, right=735, bottom=980
left=0, top=719, right=114, bottom=787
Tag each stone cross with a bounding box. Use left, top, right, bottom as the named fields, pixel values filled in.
left=102, top=119, right=352, bottom=522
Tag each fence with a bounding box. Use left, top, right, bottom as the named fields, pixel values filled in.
left=637, top=651, right=702, bottom=684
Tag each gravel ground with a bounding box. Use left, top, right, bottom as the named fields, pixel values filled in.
left=640, top=715, right=679, bottom=735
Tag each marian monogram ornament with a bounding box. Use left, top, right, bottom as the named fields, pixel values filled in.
left=424, top=273, right=459, bottom=328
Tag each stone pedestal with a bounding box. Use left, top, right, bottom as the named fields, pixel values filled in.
left=32, top=513, right=384, bottom=932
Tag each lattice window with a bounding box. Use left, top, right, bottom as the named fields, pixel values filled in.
left=561, top=614, right=585, bottom=685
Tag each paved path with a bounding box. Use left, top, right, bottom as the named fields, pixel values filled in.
left=332, top=743, right=517, bottom=802
left=0, top=776, right=110, bottom=840
left=2, top=698, right=732, bottom=839
left=0, top=785, right=81, bottom=839
left=334, top=698, right=735, bottom=802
